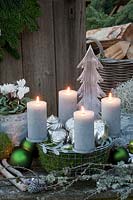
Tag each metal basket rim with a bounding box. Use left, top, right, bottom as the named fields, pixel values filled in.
left=39, top=139, right=113, bottom=156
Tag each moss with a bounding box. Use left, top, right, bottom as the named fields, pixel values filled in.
left=38, top=145, right=111, bottom=172
left=0, top=132, right=13, bottom=160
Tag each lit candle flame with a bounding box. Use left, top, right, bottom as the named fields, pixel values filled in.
left=36, top=96, right=40, bottom=103
left=108, top=92, right=112, bottom=100
left=65, top=86, right=71, bottom=94
left=81, top=106, right=85, bottom=112
left=66, top=86, right=70, bottom=91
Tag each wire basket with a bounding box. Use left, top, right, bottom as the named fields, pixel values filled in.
left=38, top=142, right=112, bottom=173
left=86, top=37, right=133, bottom=94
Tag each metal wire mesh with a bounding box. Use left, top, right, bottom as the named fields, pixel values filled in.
left=38, top=143, right=112, bottom=173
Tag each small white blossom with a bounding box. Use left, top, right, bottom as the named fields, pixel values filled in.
left=17, top=79, right=26, bottom=87
left=17, top=86, right=30, bottom=99
left=0, top=83, right=17, bottom=95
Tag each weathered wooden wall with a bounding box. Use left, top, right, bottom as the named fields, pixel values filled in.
left=0, top=0, right=85, bottom=115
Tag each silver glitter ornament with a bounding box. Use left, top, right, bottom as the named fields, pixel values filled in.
left=47, top=115, right=63, bottom=131
left=94, top=120, right=108, bottom=139
left=94, top=120, right=108, bottom=146
left=65, top=118, right=74, bottom=131
left=69, top=128, right=74, bottom=144
left=51, top=128, right=67, bottom=143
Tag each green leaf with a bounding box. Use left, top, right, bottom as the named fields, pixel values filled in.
left=0, top=107, right=9, bottom=115
left=17, top=104, right=25, bottom=112
left=0, top=96, right=8, bottom=105
left=9, top=99, right=19, bottom=107
left=8, top=106, right=19, bottom=114
left=0, top=95, right=30, bottom=114
left=21, top=97, right=31, bottom=105
left=3, top=100, right=10, bottom=107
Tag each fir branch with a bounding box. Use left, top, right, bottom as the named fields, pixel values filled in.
left=0, top=0, right=41, bottom=60
left=86, top=0, right=132, bottom=30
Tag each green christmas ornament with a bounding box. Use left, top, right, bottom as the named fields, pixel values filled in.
left=109, top=147, right=129, bottom=164
left=128, top=140, right=133, bottom=154
left=20, top=139, right=35, bottom=153
left=9, top=148, right=32, bottom=168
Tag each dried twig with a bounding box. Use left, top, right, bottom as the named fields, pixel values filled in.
left=2, top=159, right=25, bottom=183
left=0, top=163, right=27, bottom=191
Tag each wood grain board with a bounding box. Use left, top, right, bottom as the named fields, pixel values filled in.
left=104, top=41, right=130, bottom=59
left=0, top=0, right=85, bottom=115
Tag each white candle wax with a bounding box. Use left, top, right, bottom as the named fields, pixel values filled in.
left=101, top=93, right=121, bottom=137
left=59, top=87, right=77, bottom=124
left=74, top=107, right=95, bottom=153
left=27, top=96, right=47, bottom=142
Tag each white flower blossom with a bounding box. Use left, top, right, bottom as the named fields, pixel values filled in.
left=0, top=83, right=17, bottom=95
left=17, top=79, right=26, bottom=87
left=17, top=86, right=30, bottom=99
left=0, top=79, right=29, bottom=100
left=11, top=91, right=17, bottom=98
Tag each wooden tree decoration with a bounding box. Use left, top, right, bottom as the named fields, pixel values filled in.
left=77, top=45, right=105, bottom=118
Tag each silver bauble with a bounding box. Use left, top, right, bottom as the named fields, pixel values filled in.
left=69, top=128, right=74, bottom=144
left=51, top=128, right=67, bottom=144
left=94, top=120, right=108, bottom=146
left=65, top=118, right=74, bottom=131
left=94, top=120, right=108, bottom=140
left=47, top=115, right=63, bottom=131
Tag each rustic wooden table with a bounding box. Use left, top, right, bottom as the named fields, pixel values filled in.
left=0, top=114, right=133, bottom=200
left=0, top=171, right=133, bottom=200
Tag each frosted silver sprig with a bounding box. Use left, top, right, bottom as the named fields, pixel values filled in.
left=113, top=78, right=133, bottom=113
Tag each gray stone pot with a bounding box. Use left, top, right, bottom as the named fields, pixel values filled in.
left=0, top=112, right=27, bottom=145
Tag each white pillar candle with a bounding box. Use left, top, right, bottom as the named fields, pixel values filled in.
left=74, top=106, right=95, bottom=153
left=59, top=87, right=77, bottom=124
left=27, top=96, right=47, bottom=142
left=101, top=92, right=121, bottom=137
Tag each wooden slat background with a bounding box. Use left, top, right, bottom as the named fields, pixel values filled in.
left=0, top=0, right=85, bottom=115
